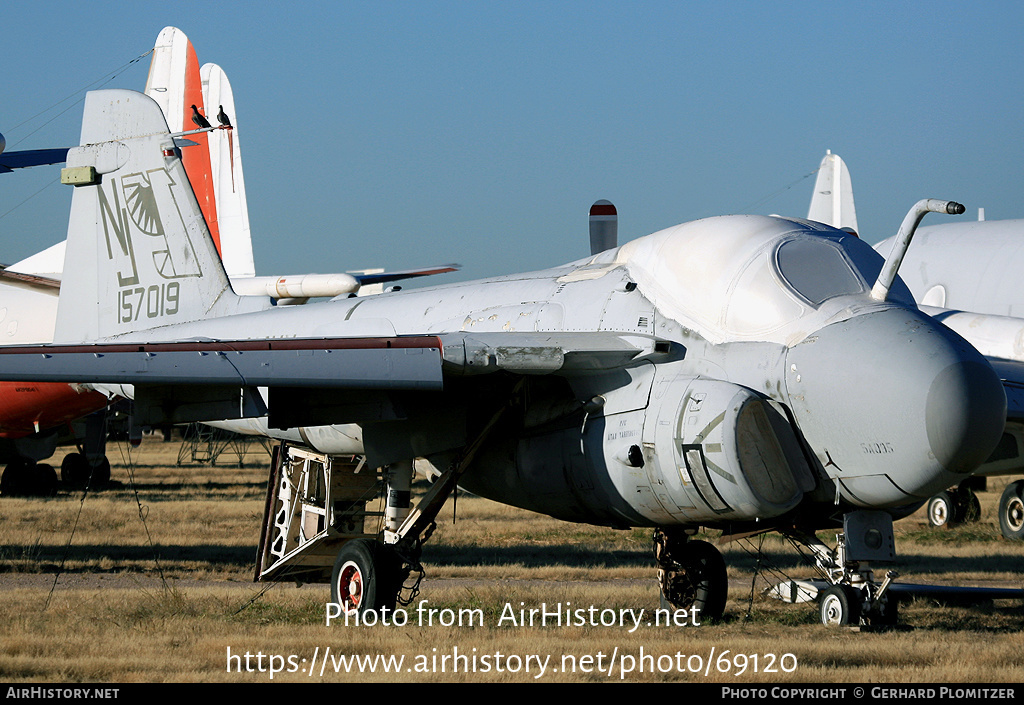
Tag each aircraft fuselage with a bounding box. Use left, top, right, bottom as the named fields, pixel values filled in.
left=90, top=214, right=1006, bottom=532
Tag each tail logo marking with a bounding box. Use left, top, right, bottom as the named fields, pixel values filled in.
left=97, top=166, right=205, bottom=327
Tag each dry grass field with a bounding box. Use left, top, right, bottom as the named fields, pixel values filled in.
left=2, top=435, right=1024, bottom=683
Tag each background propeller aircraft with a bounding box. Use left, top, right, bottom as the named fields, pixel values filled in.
left=0, top=88, right=1009, bottom=627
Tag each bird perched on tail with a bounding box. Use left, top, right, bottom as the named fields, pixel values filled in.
left=217, top=105, right=232, bottom=128
left=191, top=104, right=212, bottom=129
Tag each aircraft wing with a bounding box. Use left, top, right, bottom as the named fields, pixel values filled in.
left=0, top=148, right=69, bottom=173
left=230, top=264, right=462, bottom=301
left=0, top=331, right=659, bottom=383
left=0, top=331, right=663, bottom=426
left=0, top=337, right=445, bottom=389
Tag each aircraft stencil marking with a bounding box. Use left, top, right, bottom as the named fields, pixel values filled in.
left=97, top=167, right=210, bottom=327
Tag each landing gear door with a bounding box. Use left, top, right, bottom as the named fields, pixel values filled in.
left=256, top=444, right=383, bottom=584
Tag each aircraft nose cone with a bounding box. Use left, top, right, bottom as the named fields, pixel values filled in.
left=926, top=360, right=1007, bottom=474
left=785, top=307, right=1006, bottom=505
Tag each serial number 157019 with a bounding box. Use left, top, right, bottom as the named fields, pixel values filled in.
left=118, top=282, right=180, bottom=323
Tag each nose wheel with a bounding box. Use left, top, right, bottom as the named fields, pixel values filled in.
left=819, top=585, right=861, bottom=626
left=783, top=511, right=900, bottom=628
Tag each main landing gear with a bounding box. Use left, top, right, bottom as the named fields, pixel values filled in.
left=257, top=391, right=515, bottom=617
left=654, top=529, right=728, bottom=623
left=926, top=481, right=982, bottom=529
left=998, top=480, right=1024, bottom=540
left=0, top=459, right=58, bottom=497
left=255, top=447, right=416, bottom=618
left=331, top=538, right=406, bottom=616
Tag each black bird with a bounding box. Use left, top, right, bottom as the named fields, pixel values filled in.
left=217, top=105, right=232, bottom=128
left=190, top=104, right=212, bottom=129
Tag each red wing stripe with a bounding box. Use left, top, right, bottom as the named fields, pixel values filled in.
left=0, top=336, right=444, bottom=356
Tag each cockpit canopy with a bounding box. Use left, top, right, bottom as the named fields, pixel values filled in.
left=615, top=215, right=914, bottom=344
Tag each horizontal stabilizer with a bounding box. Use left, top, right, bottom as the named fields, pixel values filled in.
left=0, top=147, right=69, bottom=173
left=0, top=268, right=60, bottom=291
left=352, top=264, right=460, bottom=287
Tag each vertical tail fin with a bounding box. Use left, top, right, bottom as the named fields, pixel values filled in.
left=144, top=26, right=223, bottom=256
left=201, top=62, right=256, bottom=278
left=589, top=200, right=618, bottom=255
left=53, top=89, right=265, bottom=344
left=807, top=151, right=859, bottom=234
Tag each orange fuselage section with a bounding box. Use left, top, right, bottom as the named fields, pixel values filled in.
left=0, top=382, right=107, bottom=438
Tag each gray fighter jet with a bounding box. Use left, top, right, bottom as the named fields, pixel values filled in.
left=0, top=91, right=1010, bottom=627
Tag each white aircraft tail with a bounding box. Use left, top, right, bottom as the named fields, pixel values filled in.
left=53, top=89, right=266, bottom=344
left=144, top=27, right=227, bottom=267
left=807, top=150, right=859, bottom=234
left=201, top=62, right=255, bottom=278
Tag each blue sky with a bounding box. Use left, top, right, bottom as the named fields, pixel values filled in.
left=2, top=1, right=1021, bottom=284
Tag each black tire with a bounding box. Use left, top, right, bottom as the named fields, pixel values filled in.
left=0, top=460, right=29, bottom=496
left=999, top=481, right=1024, bottom=540
left=962, top=490, right=982, bottom=524
left=90, top=457, right=111, bottom=486
left=926, top=491, right=955, bottom=527
left=659, top=539, right=727, bottom=623
left=871, top=592, right=899, bottom=627
left=1, top=461, right=56, bottom=497
left=819, top=585, right=862, bottom=626
left=61, top=453, right=89, bottom=487
left=31, top=463, right=58, bottom=497
left=330, top=539, right=400, bottom=618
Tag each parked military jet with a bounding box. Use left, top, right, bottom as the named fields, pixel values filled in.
left=0, top=90, right=1009, bottom=627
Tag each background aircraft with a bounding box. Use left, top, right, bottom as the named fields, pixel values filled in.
left=0, top=88, right=1009, bottom=628
left=806, top=152, right=1024, bottom=538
